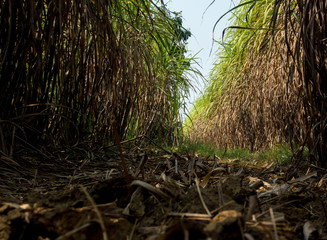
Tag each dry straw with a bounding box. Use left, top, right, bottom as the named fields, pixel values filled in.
left=186, top=0, right=326, bottom=166
left=0, top=0, right=193, bottom=155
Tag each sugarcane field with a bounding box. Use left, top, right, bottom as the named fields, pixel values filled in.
left=0, top=1, right=326, bottom=239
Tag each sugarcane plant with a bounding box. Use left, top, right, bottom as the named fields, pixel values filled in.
left=0, top=0, right=193, bottom=158
left=186, top=0, right=327, bottom=167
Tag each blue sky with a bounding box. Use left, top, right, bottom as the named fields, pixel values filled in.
left=166, top=0, right=238, bottom=111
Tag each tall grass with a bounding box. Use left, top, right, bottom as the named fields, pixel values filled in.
left=0, top=0, right=193, bottom=157
left=186, top=0, right=327, bottom=167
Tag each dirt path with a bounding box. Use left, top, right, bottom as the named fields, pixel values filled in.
left=0, top=147, right=326, bottom=239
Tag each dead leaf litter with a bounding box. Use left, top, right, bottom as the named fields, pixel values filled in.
left=0, top=147, right=326, bottom=239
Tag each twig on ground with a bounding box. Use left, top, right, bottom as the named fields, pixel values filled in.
left=80, top=185, right=108, bottom=240
left=131, top=180, right=170, bottom=200
left=32, top=169, right=38, bottom=190
left=127, top=220, right=138, bottom=240
left=167, top=212, right=211, bottom=220
left=134, top=154, right=148, bottom=178
left=112, top=120, right=131, bottom=184
left=269, top=207, right=279, bottom=240
left=55, top=223, right=92, bottom=240
left=194, top=173, right=211, bottom=217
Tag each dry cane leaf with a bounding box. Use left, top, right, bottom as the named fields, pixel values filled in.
left=303, top=221, right=318, bottom=240
left=288, top=171, right=317, bottom=184
left=200, top=167, right=226, bottom=188
left=258, top=183, right=290, bottom=198
left=131, top=180, right=170, bottom=200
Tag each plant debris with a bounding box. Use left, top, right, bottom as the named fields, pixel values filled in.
left=0, top=147, right=327, bottom=239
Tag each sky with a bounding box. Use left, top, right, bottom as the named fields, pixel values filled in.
left=166, top=0, right=238, bottom=112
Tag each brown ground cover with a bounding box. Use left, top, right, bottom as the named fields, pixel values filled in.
left=0, top=146, right=326, bottom=240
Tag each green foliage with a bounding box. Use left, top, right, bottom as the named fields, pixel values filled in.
left=177, top=140, right=298, bottom=166
left=198, top=0, right=277, bottom=118
left=185, top=0, right=304, bottom=154
left=186, top=0, right=327, bottom=167
left=0, top=0, right=194, bottom=155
